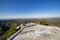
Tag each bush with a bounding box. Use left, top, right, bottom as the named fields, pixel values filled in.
left=0, top=22, right=21, bottom=40
left=38, top=20, right=49, bottom=25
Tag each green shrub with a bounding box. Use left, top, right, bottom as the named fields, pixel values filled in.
left=38, top=20, right=49, bottom=26
left=0, top=22, right=21, bottom=40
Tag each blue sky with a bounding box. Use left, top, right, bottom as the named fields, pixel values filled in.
left=0, top=0, right=60, bottom=19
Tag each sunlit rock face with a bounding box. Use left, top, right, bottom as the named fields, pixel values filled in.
left=13, top=23, right=60, bottom=40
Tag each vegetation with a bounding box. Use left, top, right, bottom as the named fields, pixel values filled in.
left=36, top=20, right=49, bottom=25
left=0, top=21, right=21, bottom=40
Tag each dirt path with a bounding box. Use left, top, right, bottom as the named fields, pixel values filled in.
left=13, top=24, right=60, bottom=40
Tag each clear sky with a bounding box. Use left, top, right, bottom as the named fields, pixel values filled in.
left=0, top=0, right=60, bottom=19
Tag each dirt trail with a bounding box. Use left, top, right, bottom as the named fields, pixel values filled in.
left=13, top=23, right=60, bottom=40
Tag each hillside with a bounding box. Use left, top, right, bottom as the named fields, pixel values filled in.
left=0, top=18, right=60, bottom=40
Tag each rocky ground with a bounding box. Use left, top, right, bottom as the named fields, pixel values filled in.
left=13, top=23, right=60, bottom=40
